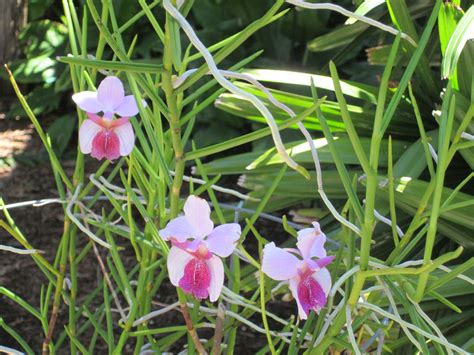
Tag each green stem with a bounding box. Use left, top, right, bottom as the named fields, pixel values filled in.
left=68, top=227, right=78, bottom=355
left=5, top=66, right=73, bottom=191
left=415, top=92, right=456, bottom=302
left=360, top=169, right=377, bottom=271
left=309, top=311, right=346, bottom=354
left=259, top=254, right=276, bottom=354
left=226, top=254, right=240, bottom=353
left=310, top=271, right=368, bottom=353
left=0, top=218, right=58, bottom=279
left=161, top=9, right=206, bottom=354
left=387, top=136, right=399, bottom=246
left=163, top=13, right=185, bottom=219
left=114, top=261, right=149, bottom=354
left=58, top=56, right=164, bottom=73
left=386, top=180, right=435, bottom=264
left=361, top=36, right=400, bottom=271
left=42, top=222, right=71, bottom=355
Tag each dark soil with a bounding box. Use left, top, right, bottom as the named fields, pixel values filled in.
left=1, top=116, right=72, bottom=351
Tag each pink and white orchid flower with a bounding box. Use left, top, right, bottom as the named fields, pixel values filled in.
left=262, top=222, right=334, bottom=320
left=159, top=196, right=241, bottom=302
left=79, top=113, right=134, bottom=161
left=72, top=76, right=145, bottom=161
left=72, top=76, right=146, bottom=119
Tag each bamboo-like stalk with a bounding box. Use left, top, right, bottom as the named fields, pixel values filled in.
left=161, top=4, right=206, bottom=354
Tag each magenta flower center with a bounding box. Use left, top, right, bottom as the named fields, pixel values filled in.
left=179, top=258, right=211, bottom=299
left=91, top=129, right=121, bottom=161
left=297, top=270, right=327, bottom=316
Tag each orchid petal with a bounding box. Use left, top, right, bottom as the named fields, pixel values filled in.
left=110, top=117, right=130, bottom=128
left=115, top=95, right=146, bottom=117
left=289, top=277, right=308, bottom=320
left=305, top=259, right=319, bottom=271
left=296, top=222, right=327, bottom=259
left=262, top=242, right=300, bottom=281
left=159, top=216, right=197, bottom=243
left=86, top=113, right=105, bottom=126
left=206, top=255, right=224, bottom=302
left=170, top=239, right=192, bottom=250
left=167, top=246, right=193, bottom=286
left=97, top=76, right=125, bottom=113
left=316, top=256, right=335, bottom=269
left=113, top=121, right=135, bottom=156
left=206, top=223, right=241, bottom=257
left=313, top=267, right=332, bottom=297
left=183, top=196, right=214, bottom=238
left=72, top=91, right=102, bottom=113
left=78, top=119, right=102, bottom=154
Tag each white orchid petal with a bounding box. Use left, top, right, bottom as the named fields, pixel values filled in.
left=78, top=119, right=102, bottom=154
left=207, top=255, right=224, bottom=302
left=289, top=277, right=308, bottom=320
left=159, top=216, right=197, bottom=242
left=206, top=223, right=241, bottom=257
left=262, top=242, right=300, bottom=281
left=167, top=246, right=193, bottom=286
left=113, top=121, right=135, bottom=156
left=72, top=91, right=102, bottom=113
left=183, top=196, right=214, bottom=238
left=115, top=95, right=143, bottom=117
left=313, top=267, right=331, bottom=297
left=97, top=76, right=125, bottom=112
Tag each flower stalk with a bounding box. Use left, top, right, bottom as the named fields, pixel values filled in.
left=162, top=13, right=185, bottom=219
left=161, top=8, right=206, bottom=354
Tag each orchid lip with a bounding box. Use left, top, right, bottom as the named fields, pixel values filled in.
left=179, top=258, right=211, bottom=300
left=297, top=273, right=327, bottom=316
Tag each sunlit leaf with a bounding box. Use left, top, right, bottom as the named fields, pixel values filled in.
left=442, top=6, right=474, bottom=80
